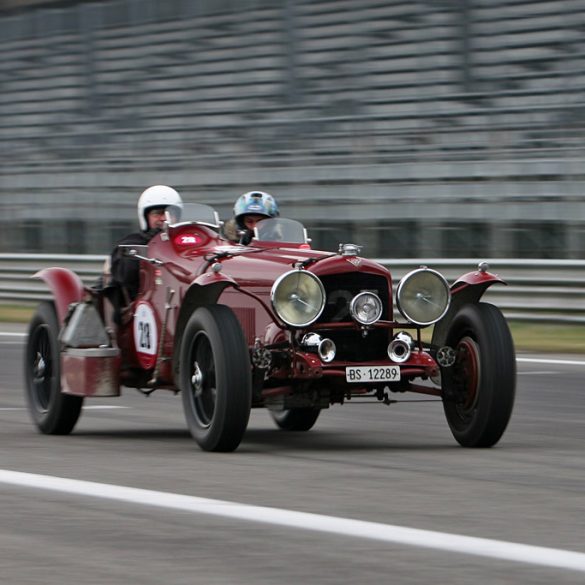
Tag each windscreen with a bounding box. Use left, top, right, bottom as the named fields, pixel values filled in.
left=165, top=203, right=220, bottom=228
left=254, top=218, right=308, bottom=244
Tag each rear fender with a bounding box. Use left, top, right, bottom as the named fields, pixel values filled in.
left=431, top=268, right=506, bottom=348
left=34, top=267, right=85, bottom=326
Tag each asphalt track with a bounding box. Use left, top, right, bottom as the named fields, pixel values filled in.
left=1, top=325, right=584, bottom=584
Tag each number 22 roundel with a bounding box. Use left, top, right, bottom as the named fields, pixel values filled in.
left=133, top=302, right=158, bottom=369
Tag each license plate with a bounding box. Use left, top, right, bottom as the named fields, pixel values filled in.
left=345, top=366, right=401, bottom=383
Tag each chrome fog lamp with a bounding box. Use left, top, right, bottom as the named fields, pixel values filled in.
left=388, top=331, right=414, bottom=363
left=271, top=270, right=326, bottom=327
left=396, top=268, right=451, bottom=326
left=301, top=333, right=336, bottom=363
left=349, top=291, right=383, bottom=325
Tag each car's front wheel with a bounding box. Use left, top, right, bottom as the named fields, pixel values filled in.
left=24, top=301, right=84, bottom=434
left=180, top=305, right=251, bottom=452
left=441, top=302, right=516, bottom=448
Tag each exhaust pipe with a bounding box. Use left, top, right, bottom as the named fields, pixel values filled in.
left=388, top=331, right=413, bottom=363
left=301, top=333, right=336, bottom=363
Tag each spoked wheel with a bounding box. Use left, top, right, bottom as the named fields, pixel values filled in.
left=270, top=408, right=321, bottom=431
left=24, top=301, right=83, bottom=434
left=180, top=305, right=251, bottom=452
left=441, top=302, right=516, bottom=447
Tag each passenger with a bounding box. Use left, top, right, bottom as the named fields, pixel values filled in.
left=225, top=190, right=280, bottom=245
left=109, top=185, right=183, bottom=315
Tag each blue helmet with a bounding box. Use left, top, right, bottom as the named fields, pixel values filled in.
left=234, top=191, right=279, bottom=228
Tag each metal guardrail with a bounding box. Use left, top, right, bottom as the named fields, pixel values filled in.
left=0, top=254, right=584, bottom=324
left=0, top=254, right=106, bottom=303
left=372, top=258, right=585, bottom=325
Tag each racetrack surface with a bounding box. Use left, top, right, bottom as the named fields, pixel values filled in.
left=1, top=327, right=584, bottom=584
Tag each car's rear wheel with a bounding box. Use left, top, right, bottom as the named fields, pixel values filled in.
left=441, top=302, right=516, bottom=447
left=270, top=407, right=321, bottom=431
left=24, top=301, right=84, bottom=434
left=180, top=305, right=251, bottom=452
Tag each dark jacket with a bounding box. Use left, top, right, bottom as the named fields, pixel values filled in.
left=110, top=228, right=159, bottom=301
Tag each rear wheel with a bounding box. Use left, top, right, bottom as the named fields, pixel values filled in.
left=180, top=305, right=251, bottom=452
left=270, top=408, right=321, bottom=431
left=24, top=301, right=83, bottom=434
left=441, top=302, right=516, bottom=447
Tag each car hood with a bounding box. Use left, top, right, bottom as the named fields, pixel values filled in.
left=218, top=246, right=391, bottom=288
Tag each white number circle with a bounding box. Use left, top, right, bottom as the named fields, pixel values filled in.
left=134, top=302, right=158, bottom=359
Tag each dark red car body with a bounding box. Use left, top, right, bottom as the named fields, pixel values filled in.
left=26, top=205, right=516, bottom=451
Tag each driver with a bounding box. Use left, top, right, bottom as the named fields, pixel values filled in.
left=226, top=190, right=280, bottom=245
left=109, top=185, right=183, bottom=316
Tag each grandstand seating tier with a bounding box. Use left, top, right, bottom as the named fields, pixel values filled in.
left=1, top=0, right=585, bottom=257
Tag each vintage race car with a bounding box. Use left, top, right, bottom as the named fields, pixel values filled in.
left=25, top=203, right=516, bottom=452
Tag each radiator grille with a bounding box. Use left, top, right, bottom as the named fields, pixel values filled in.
left=317, top=273, right=391, bottom=361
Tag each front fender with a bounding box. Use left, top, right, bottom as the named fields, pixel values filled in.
left=431, top=268, right=506, bottom=348
left=172, top=279, right=238, bottom=384
left=192, top=271, right=238, bottom=288
left=173, top=270, right=239, bottom=349
left=451, top=268, right=506, bottom=294
left=34, top=267, right=85, bottom=326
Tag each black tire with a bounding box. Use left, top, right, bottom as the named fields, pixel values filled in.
left=270, top=408, right=321, bottom=431
left=441, top=302, right=516, bottom=448
left=180, top=305, right=252, bottom=452
left=24, top=301, right=84, bottom=434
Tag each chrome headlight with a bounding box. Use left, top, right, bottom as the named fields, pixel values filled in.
left=396, top=268, right=451, bottom=326
left=349, top=291, right=383, bottom=325
left=271, top=270, right=326, bottom=327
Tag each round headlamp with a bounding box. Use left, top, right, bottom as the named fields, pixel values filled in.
left=349, top=291, right=383, bottom=325
left=396, top=268, right=451, bottom=326
left=271, top=270, right=326, bottom=327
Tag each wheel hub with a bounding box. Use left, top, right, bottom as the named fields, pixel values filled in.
left=455, top=337, right=480, bottom=413
left=191, top=362, right=203, bottom=397
left=33, top=352, right=46, bottom=382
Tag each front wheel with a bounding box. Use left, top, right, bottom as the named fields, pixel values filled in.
left=270, top=408, right=321, bottom=431
left=24, top=301, right=84, bottom=434
left=441, top=302, right=516, bottom=448
left=180, top=305, right=252, bottom=452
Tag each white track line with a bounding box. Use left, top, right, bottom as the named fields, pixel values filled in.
left=82, top=405, right=130, bottom=410
left=516, top=357, right=585, bottom=366
left=1, top=470, right=584, bottom=573
left=0, top=406, right=128, bottom=411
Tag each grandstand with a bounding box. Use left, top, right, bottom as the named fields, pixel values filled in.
left=1, top=0, right=585, bottom=258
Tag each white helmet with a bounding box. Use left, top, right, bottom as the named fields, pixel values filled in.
left=137, top=185, right=183, bottom=230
